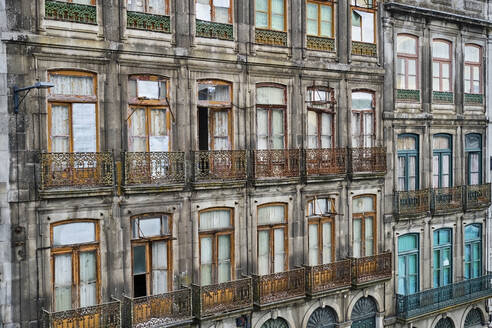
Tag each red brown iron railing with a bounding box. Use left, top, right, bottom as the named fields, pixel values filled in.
left=124, top=152, right=185, bottom=185
left=42, top=301, right=121, bottom=328
left=351, top=252, right=392, bottom=286
left=305, top=259, right=352, bottom=296
left=465, top=183, right=491, bottom=210
left=305, top=148, right=346, bottom=176
left=348, top=147, right=386, bottom=174
left=252, top=268, right=305, bottom=306
left=432, top=186, right=463, bottom=214
left=253, top=149, right=300, bottom=179
left=193, top=150, right=247, bottom=181
left=394, top=189, right=431, bottom=217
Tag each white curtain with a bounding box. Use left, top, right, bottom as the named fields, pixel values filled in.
left=307, top=111, right=318, bottom=149
left=127, top=0, right=144, bottom=12
left=72, top=103, right=96, bottom=153
left=51, top=75, right=94, bottom=96
left=258, top=230, right=270, bottom=275
left=322, top=222, right=332, bottom=264
left=217, top=235, right=231, bottom=283
left=397, top=157, right=405, bottom=191
left=149, top=109, right=168, bottom=151
left=470, top=153, right=479, bottom=185
left=442, top=155, right=450, bottom=187
left=200, top=237, right=213, bottom=285
left=53, top=222, right=96, bottom=246
left=353, top=219, right=361, bottom=258
left=408, top=157, right=416, bottom=190
left=196, top=0, right=211, bottom=21
left=258, top=205, right=285, bottom=225
left=51, top=105, right=70, bottom=152
left=364, top=217, right=374, bottom=256
left=271, top=0, right=284, bottom=30
left=200, top=210, right=231, bottom=231
left=214, top=0, right=230, bottom=23
left=271, top=110, right=284, bottom=149
left=308, top=224, right=319, bottom=266
left=432, top=155, right=439, bottom=188
left=320, top=113, right=332, bottom=148
left=54, top=254, right=72, bottom=311
left=129, top=108, right=147, bottom=152
left=148, top=0, right=166, bottom=14
left=213, top=111, right=229, bottom=150
left=79, top=251, right=97, bottom=308
left=152, top=241, right=168, bottom=294
left=273, top=229, right=285, bottom=273
left=256, top=87, right=285, bottom=105
left=363, top=112, right=373, bottom=147
left=257, top=109, right=269, bottom=150
left=351, top=112, right=361, bottom=147
left=73, top=0, right=93, bottom=4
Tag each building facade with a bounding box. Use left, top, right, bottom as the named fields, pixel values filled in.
left=0, top=1, right=490, bottom=328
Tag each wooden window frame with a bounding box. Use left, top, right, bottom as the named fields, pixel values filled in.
left=432, top=39, right=453, bottom=92
left=131, top=214, right=173, bottom=296
left=351, top=90, right=376, bottom=147
left=64, top=0, right=96, bottom=4
left=464, top=44, right=482, bottom=95
left=256, top=83, right=288, bottom=150
left=198, top=208, right=235, bottom=284
left=465, top=133, right=482, bottom=186
left=126, top=0, right=169, bottom=15
left=397, top=133, right=419, bottom=191
left=307, top=87, right=336, bottom=149
left=397, top=233, right=419, bottom=295
left=433, top=228, right=453, bottom=288
left=48, top=70, right=99, bottom=153
left=306, top=0, right=334, bottom=38
left=396, top=34, right=419, bottom=90
left=307, top=198, right=336, bottom=264
left=257, top=203, right=289, bottom=274
left=432, top=133, right=453, bottom=188
left=50, top=219, right=101, bottom=310
left=464, top=224, right=482, bottom=280
left=255, top=0, right=287, bottom=32
left=350, top=0, right=377, bottom=44
left=352, top=195, right=377, bottom=258
left=195, top=0, right=233, bottom=24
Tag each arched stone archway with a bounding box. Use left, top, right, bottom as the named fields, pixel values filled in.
left=464, top=308, right=484, bottom=328
left=306, top=307, right=338, bottom=328
left=351, top=297, right=377, bottom=328
left=435, top=318, right=454, bottom=328
left=261, top=318, right=289, bottom=328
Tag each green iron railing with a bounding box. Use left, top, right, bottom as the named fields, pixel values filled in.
left=464, top=93, right=484, bottom=105
left=396, top=89, right=420, bottom=102
left=432, top=91, right=454, bottom=103
left=127, top=11, right=171, bottom=33
left=196, top=19, right=233, bottom=40
left=45, top=0, right=97, bottom=24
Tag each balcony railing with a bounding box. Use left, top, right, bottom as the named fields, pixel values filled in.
left=351, top=252, right=392, bottom=286
left=252, top=268, right=305, bottom=306
left=348, top=147, right=386, bottom=174
left=45, top=0, right=97, bottom=25
left=253, top=149, right=300, bottom=179
left=432, top=186, right=463, bottom=214
left=40, top=152, right=113, bottom=189
left=465, top=183, right=491, bottom=210
left=122, top=289, right=192, bottom=328
left=305, top=148, right=346, bottom=176
left=396, top=274, right=492, bottom=321
left=305, top=259, right=352, bottom=296
left=394, top=189, right=430, bottom=217
left=124, top=152, right=185, bottom=186
left=192, top=278, right=253, bottom=319
left=42, top=301, right=121, bottom=328
left=193, top=150, right=247, bottom=182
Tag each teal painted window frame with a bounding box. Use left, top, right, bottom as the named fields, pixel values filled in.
left=465, top=133, right=482, bottom=186
left=398, top=233, right=419, bottom=295
left=464, top=224, right=482, bottom=280
left=433, top=228, right=452, bottom=288
left=397, top=134, right=419, bottom=191
left=432, top=134, right=452, bottom=188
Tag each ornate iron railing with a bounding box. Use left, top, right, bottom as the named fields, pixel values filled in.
left=255, top=28, right=287, bottom=46
left=396, top=89, right=420, bottom=102
left=42, top=301, right=121, bottom=328
left=351, top=252, right=392, bottom=286
left=192, top=278, right=253, bottom=319
left=122, top=289, right=192, bottom=328
left=351, top=41, right=377, bottom=57
left=396, top=274, right=492, bottom=320
left=305, top=148, right=346, bottom=176
left=45, top=0, right=97, bottom=24
left=432, top=186, right=463, bottom=213
left=195, top=19, right=233, bottom=40
left=124, top=152, right=185, bottom=185
left=306, top=36, right=335, bottom=52
left=432, top=91, right=454, bottom=103
left=464, top=93, right=484, bottom=105
left=465, top=183, right=491, bottom=210
left=305, top=260, right=352, bottom=296
left=193, top=150, right=246, bottom=181
left=253, top=149, right=300, bottom=179
left=394, top=189, right=430, bottom=217
left=40, top=152, right=113, bottom=189
left=126, top=11, right=171, bottom=33
left=252, top=268, right=305, bottom=306
left=348, top=147, right=386, bottom=174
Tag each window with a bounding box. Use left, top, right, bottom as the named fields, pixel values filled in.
left=59, top=0, right=95, bottom=3
left=307, top=1, right=333, bottom=38
left=396, top=35, right=418, bottom=90
left=48, top=71, right=98, bottom=153
left=127, top=0, right=169, bottom=15
left=196, top=0, right=232, bottom=24
left=51, top=220, right=99, bottom=311
left=398, top=234, right=419, bottom=295
left=198, top=80, right=232, bottom=151
left=352, top=195, right=376, bottom=258
left=307, top=198, right=335, bottom=265
left=432, top=134, right=452, bottom=188
left=397, top=134, right=419, bottom=191
left=256, top=85, right=287, bottom=150
left=464, top=45, right=482, bottom=95
left=351, top=91, right=375, bottom=148
left=432, top=40, right=452, bottom=92
left=131, top=214, right=172, bottom=297
left=199, top=209, right=234, bottom=285
left=433, top=228, right=452, bottom=287
left=465, top=134, right=482, bottom=185
left=307, top=88, right=335, bottom=149
left=128, top=76, right=170, bottom=152
left=351, top=0, right=376, bottom=44
left=257, top=204, right=288, bottom=274
left=464, top=224, right=481, bottom=279
left=255, top=0, right=286, bottom=31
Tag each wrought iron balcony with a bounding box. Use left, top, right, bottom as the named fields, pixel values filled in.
left=305, top=260, right=352, bottom=296
left=124, top=152, right=185, bottom=186
left=45, top=0, right=97, bottom=25
left=193, top=150, right=247, bottom=182
left=40, top=152, right=114, bottom=189
left=192, top=278, right=253, bottom=319
left=351, top=41, right=377, bottom=57
left=465, top=183, right=491, bottom=210
left=195, top=19, right=233, bottom=40
left=432, top=186, right=463, bottom=214
left=42, top=301, right=121, bottom=328
left=351, top=252, right=392, bottom=287
left=253, top=149, right=300, bottom=179
left=127, top=11, right=171, bottom=33
left=252, top=268, right=306, bottom=306
left=348, top=147, right=386, bottom=174
left=305, top=148, right=346, bottom=176
left=394, top=189, right=430, bottom=217
left=396, top=274, right=492, bottom=321
left=122, top=289, right=192, bottom=328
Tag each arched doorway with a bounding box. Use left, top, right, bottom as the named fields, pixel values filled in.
left=435, top=318, right=454, bottom=328
left=464, top=309, right=484, bottom=328
left=261, top=318, right=289, bottom=328
left=307, top=307, right=338, bottom=328
left=351, top=297, right=377, bottom=328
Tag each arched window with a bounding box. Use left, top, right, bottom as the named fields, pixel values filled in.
left=51, top=220, right=99, bottom=311
left=307, top=306, right=338, bottom=328
left=307, top=88, right=335, bottom=149
left=255, top=0, right=286, bottom=31
left=127, top=0, right=169, bottom=15
left=432, top=134, right=452, bottom=188
left=464, top=224, right=482, bottom=279
left=307, top=198, right=335, bottom=265
left=351, top=91, right=375, bottom=148
left=256, top=84, right=287, bottom=150
left=307, top=1, right=334, bottom=39
left=397, top=134, right=419, bottom=191
left=352, top=195, right=376, bottom=257
left=196, top=0, right=232, bottom=24
left=464, top=44, right=482, bottom=95
left=398, top=234, right=419, bottom=295
left=396, top=35, right=418, bottom=91
left=433, top=228, right=452, bottom=287
left=464, top=308, right=484, bottom=328
left=131, top=214, right=172, bottom=297
left=465, top=134, right=482, bottom=185
left=435, top=318, right=454, bottom=328
left=432, top=40, right=452, bottom=92
left=257, top=203, right=288, bottom=274
left=261, top=318, right=289, bottom=328
left=351, top=297, right=377, bottom=328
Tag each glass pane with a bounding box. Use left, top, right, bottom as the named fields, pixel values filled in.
left=442, top=64, right=449, bottom=78
left=148, top=0, right=166, bottom=14
left=397, top=35, right=417, bottom=55
left=258, top=205, right=285, bottom=225
left=196, top=3, right=211, bottom=21
left=398, top=234, right=417, bottom=252
left=198, top=84, right=230, bottom=102
left=465, top=224, right=481, bottom=241
left=256, top=0, right=267, bottom=11
left=307, top=3, right=318, bottom=20
left=256, top=87, right=285, bottom=105
left=200, top=237, right=213, bottom=285
left=307, top=19, right=318, bottom=36
left=51, top=74, right=94, bottom=96
left=322, top=222, right=332, bottom=264
left=465, top=45, right=480, bottom=62
left=53, top=222, right=96, bottom=246
left=51, top=105, right=70, bottom=152
left=354, top=10, right=374, bottom=43
left=433, top=136, right=450, bottom=150
left=200, top=210, right=231, bottom=230
left=352, top=92, right=372, bottom=109
left=273, top=228, right=285, bottom=273
left=365, top=217, right=374, bottom=256
left=72, top=103, right=97, bottom=153
left=258, top=230, right=270, bottom=275
left=54, top=254, right=72, bottom=311
left=308, top=224, right=319, bottom=266
left=256, top=12, right=268, bottom=28
left=307, top=111, right=318, bottom=149
left=353, top=196, right=374, bottom=213
left=353, top=219, right=361, bottom=258
left=79, top=251, right=97, bottom=307
left=137, top=80, right=159, bottom=99
left=215, top=7, right=230, bottom=23
left=138, top=217, right=162, bottom=238
left=272, top=14, right=284, bottom=30
left=133, top=245, right=147, bottom=275
left=127, top=0, right=144, bottom=12
left=397, top=136, right=416, bottom=150
left=272, top=0, right=284, bottom=15
left=152, top=241, right=168, bottom=294
left=433, top=41, right=450, bottom=59
left=218, top=235, right=231, bottom=283
left=150, top=109, right=168, bottom=151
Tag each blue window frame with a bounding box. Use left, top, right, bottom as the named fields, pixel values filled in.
left=433, top=228, right=452, bottom=287
left=465, top=134, right=482, bottom=185
left=464, top=224, right=481, bottom=279
left=432, top=134, right=452, bottom=188
left=397, top=134, right=419, bottom=191
left=398, top=233, right=419, bottom=295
